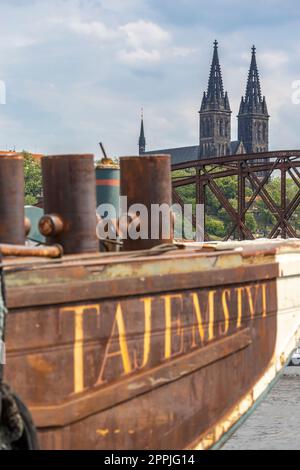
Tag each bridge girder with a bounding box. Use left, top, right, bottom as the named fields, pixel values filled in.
left=172, top=151, right=300, bottom=241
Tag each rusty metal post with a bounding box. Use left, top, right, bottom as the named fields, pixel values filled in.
left=238, top=161, right=246, bottom=241
left=280, top=157, right=287, bottom=238
left=40, top=154, right=98, bottom=254
left=120, top=155, right=173, bottom=251
left=197, top=166, right=207, bottom=241
left=0, top=155, right=25, bottom=245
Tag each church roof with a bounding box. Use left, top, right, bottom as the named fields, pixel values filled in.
left=229, top=141, right=244, bottom=154
left=143, top=146, right=199, bottom=165
left=143, top=140, right=243, bottom=164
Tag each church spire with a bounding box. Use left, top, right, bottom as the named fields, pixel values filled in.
left=138, top=108, right=146, bottom=155
left=238, top=46, right=269, bottom=155
left=239, top=45, right=268, bottom=115
left=201, top=40, right=231, bottom=112
left=207, top=40, right=224, bottom=103
left=199, top=41, right=232, bottom=159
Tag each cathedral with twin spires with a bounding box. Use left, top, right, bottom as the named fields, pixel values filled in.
left=139, top=41, right=269, bottom=164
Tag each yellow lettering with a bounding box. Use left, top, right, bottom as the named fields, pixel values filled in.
left=246, top=284, right=260, bottom=319
left=133, top=297, right=153, bottom=369
left=162, top=294, right=184, bottom=360
left=95, top=303, right=132, bottom=385
left=236, top=287, right=244, bottom=328
left=208, top=290, right=216, bottom=341
left=191, top=290, right=216, bottom=345
left=220, top=289, right=231, bottom=335
left=60, top=304, right=100, bottom=394
left=191, top=292, right=205, bottom=347
left=261, top=283, right=267, bottom=317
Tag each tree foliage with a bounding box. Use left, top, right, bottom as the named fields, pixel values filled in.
left=173, top=171, right=300, bottom=240
left=23, top=151, right=42, bottom=205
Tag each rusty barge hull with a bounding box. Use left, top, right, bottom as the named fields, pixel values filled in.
left=3, top=239, right=300, bottom=450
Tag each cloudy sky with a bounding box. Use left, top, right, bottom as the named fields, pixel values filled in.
left=0, top=0, right=300, bottom=158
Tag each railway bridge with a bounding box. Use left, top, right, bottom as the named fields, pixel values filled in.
left=171, top=150, right=300, bottom=241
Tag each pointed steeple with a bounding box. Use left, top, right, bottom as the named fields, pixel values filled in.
left=199, top=41, right=232, bottom=158
left=200, top=41, right=231, bottom=112
left=138, top=108, right=146, bottom=155
left=207, top=40, right=224, bottom=102
left=239, top=45, right=268, bottom=115
left=238, top=46, right=269, bottom=156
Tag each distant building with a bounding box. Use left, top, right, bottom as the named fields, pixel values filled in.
left=238, top=46, right=269, bottom=154
left=199, top=40, right=233, bottom=159
left=139, top=41, right=269, bottom=164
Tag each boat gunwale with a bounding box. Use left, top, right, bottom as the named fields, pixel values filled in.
left=1, top=239, right=300, bottom=273
left=4, top=262, right=279, bottom=309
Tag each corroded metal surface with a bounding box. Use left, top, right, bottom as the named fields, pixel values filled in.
left=41, top=154, right=98, bottom=254
left=0, top=244, right=62, bottom=258
left=172, top=150, right=300, bottom=240
left=120, top=155, right=173, bottom=250
left=3, top=241, right=294, bottom=450
left=0, top=155, right=25, bottom=245
left=0, top=264, right=38, bottom=450
left=1, top=146, right=300, bottom=451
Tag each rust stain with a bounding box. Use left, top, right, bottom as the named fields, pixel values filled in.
left=27, top=355, right=54, bottom=374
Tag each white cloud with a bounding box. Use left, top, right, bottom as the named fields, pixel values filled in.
left=259, top=51, right=289, bottom=69
left=49, top=17, right=172, bottom=65
left=55, top=17, right=171, bottom=52
left=171, top=47, right=196, bottom=57
left=120, top=20, right=170, bottom=49
left=118, top=48, right=161, bottom=64
left=118, top=20, right=171, bottom=65
left=69, top=18, right=118, bottom=42
left=0, top=0, right=299, bottom=156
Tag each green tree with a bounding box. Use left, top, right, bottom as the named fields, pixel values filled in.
left=23, top=151, right=42, bottom=205
left=206, top=216, right=225, bottom=239
left=172, top=169, right=300, bottom=239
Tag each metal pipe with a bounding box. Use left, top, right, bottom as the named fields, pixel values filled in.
left=41, top=154, right=98, bottom=254
left=0, top=155, right=25, bottom=245
left=120, top=155, right=173, bottom=251
left=99, top=142, right=108, bottom=160
left=0, top=243, right=63, bottom=258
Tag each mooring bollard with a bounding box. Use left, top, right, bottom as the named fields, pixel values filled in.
left=120, top=155, right=173, bottom=251
left=39, top=154, right=98, bottom=254
left=0, top=155, right=25, bottom=245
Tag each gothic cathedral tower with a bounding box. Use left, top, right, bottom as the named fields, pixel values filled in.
left=238, top=46, right=269, bottom=154
left=199, top=41, right=231, bottom=158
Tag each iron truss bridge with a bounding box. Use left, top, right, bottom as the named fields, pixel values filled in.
left=171, top=150, right=300, bottom=241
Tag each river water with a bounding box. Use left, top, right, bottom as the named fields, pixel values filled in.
left=222, top=367, right=300, bottom=450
